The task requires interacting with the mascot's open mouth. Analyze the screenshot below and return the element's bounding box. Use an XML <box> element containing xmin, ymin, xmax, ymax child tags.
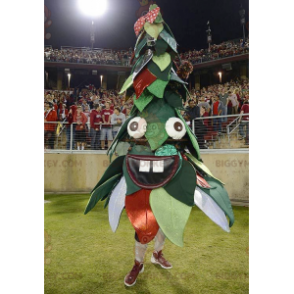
<box><xmin>126</xmin><ymin>154</ymin><xmax>180</xmax><ymax>189</ymax></box>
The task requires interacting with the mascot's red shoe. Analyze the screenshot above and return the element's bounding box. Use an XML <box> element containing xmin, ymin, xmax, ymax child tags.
<box><xmin>151</xmin><ymin>250</ymin><xmax>172</xmax><ymax>269</ymax></box>
<box><xmin>124</xmin><ymin>260</ymin><xmax>144</xmax><ymax>287</ymax></box>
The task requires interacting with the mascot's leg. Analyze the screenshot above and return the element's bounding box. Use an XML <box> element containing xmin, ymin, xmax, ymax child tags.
<box><xmin>154</xmin><ymin>228</ymin><xmax>165</xmax><ymax>252</ymax></box>
<box><xmin>151</xmin><ymin>228</ymin><xmax>172</xmax><ymax>269</ymax></box>
<box><xmin>124</xmin><ymin>238</ymin><xmax>147</xmax><ymax>287</ymax></box>
<box><xmin>135</xmin><ymin>241</ymin><xmax>148</xmax><ymax>263</ymax></box>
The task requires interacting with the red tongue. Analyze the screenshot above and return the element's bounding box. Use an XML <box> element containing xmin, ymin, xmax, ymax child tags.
<box><xmin>125</xmin><ymin>189</ymin><xmax>159</xmax><ymax>244</ymax></box>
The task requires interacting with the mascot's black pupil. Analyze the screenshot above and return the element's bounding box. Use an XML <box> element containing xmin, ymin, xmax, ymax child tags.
<box><xmin>130</xmin><ymin>121</ymin><xmax>139</xmax><ymax>131</ymax></box>
<box><xmin>174</xmin><ymin>122</ymin><xmax>182</xmax><ymax>132</ymax></box>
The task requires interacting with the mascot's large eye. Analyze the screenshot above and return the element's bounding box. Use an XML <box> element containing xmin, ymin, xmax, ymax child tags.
<box><xmin>127</xmin><ymin>117</ymin><xmax>147</xmax><ymax>138</ymax></box>
<box><xmin>165</xmin><ymin>117</ymin><xmax>186</xmax><ymax>139</ymax></box>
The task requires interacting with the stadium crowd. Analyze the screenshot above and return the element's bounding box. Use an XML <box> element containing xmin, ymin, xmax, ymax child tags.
<box><xmin>44</xmin><ymin>38</ymin><xmax>249</xmax><ymax>67</ymax></box>
<box><xmin>44</xmin><ymin>78</ymin><xmax>249</xmax><ymax>150</ymax></box>
<box><xmin>180</xmin><ymin>38</ymin><xmax>249</xmax><ymax>64</ymax></box>
<box><xmin>44</xmin><ymin>47</ymin><xmax>133</xmax><ymax>66</ymax></box>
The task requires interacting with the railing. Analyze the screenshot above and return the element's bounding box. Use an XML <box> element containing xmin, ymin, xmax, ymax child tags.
<box><xmin>192</xmin><ymin>113</ymin><xmax>249</xmax><ymax>149</ymax></box>
<box><xmin>44</xmin><ymin>113</ymin><xmax>248</xmax><ymax>153</ymax></box>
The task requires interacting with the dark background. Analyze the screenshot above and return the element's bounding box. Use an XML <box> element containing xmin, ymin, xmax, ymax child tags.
<box><xmin>44</xmin><ymin>0</ymin><xmax>249</xmax><ymax>51</ymax></box>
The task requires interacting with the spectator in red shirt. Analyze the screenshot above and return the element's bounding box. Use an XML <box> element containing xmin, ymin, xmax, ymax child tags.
<box><xmin>73</xmin><ymin>106</ymin><xmax>88</xmax><ymax>150</ymax></box>
<box><xmin>90</xmin><ymin>104</ymin><xmax>102</xmax><ymax>150</ymax></box>
<box><xmin>101</xmin><ymin>102</ymin><xmax>113</xmax><ymax>150</ymax></box>
<box><xmin>44</xmin><ymin>102</ymin><xmax>57</xmax><ymax>149</ymax></box>
<box><xmin>238</xmin><ymin>99</ymin><xmax>249</xmax><ymax>145</ymax></box>
<box><xmin>212</xmin><ymin>96</ymin><xmax>223</xmax><ymax>132</ymax></box>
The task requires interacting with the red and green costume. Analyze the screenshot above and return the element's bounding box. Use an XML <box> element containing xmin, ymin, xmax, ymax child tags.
<box><xmin>84</xmin><ymin>4</ymin><xmax>234</xmax><ymax>286</ymax></box>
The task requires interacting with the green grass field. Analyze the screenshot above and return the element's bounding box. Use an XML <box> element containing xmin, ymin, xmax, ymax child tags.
<box><xmin>44</xmin><ymin>194</ymin><xmax>249</xmax><ymax>294</ymax></box>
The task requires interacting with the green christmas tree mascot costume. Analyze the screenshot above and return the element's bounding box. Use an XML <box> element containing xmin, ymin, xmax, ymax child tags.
<box><xmin>84</xmin><ymin>5</ymin><xmax>234</xmax><ymax>287</ymax></box>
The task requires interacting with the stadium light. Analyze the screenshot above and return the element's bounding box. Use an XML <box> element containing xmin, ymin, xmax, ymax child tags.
<box><xmin>78</xmin><ymin>0</ymin><xmax>108</xmax><ymax>17</ymax></box>
<box><xmin>218</xmin><ymin>72</ymin><xmax>222</xmax><ymax>83</ymax></box>
<box><xmin>68</xmin><ymin>73</ymin><xmax>71</xmax><ymax>89</ymax></box>
<box><xmin>100</xmin><ymin>75</ymin><xmax>103</xmax><ymax>88</ymax></box>
<box><xmin>78</xmin><ymin>0</ymin><xmax>108</xmax><ymax>49</ymax></box>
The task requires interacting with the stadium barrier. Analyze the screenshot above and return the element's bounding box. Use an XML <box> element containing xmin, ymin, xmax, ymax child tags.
<box><xmin>44</xmin><ymin>151</ymin><xmax>249</xmax><ymax>203</ymax></box>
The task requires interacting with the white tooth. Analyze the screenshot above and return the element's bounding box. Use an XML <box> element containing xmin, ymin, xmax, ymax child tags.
<box><xmin>153</xmin><ymin>160</ymin><xmax>164</xmax><ymax>173</ymax></box>
<box><xmin>139</xmin><ymin>160</ymin><xmax>150</xmax><ymax>172</ymax></box>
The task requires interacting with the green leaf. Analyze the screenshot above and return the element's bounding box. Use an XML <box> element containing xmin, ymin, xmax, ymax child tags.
<box><xmin>115</xmin><ymin>142</ymin><xmax>131</xmax><ymax>157</ymax></box>
<box><xmin>175</xmin><ymin>109</ymin><xmax>201</xmax><ymax>160</ymax></box>
<box><xmin>183</xmin><ymin>84</ymin><xmax>192</xmax><ymax>100</ymax></box>
<box><xmin>84</xmin><ymin>174</ymin><xmax>122</xmax><ymax>214</ymax></box>
<box><xmin>107</xmin><ymin>116</ymin><xmax>134</xmax><ymax>159</ymax></box>
<box><xmin>129</xmin><ymin>104</ymin><xmax>139</xmax><ymax>117</ymax></box>
<box><xmin>91</xmin><ymin>155</ymin><xmax>125</xmax><ymax>194</ymax></box>
<box><xmin>148</xmin><ymin>60</ymin><xmax>172</xmax><ymax>81</ymax></box>
<box><xmin>164</xmin><ymin>90</ymin><xmax>184</xmax><ymax>109</ymax></box>
<box><xmin>155</xmin><ymin>38</ymin><xmax>169</xmax><ymax>56</ymax></box>
<box><xmin>135</xmin><ymin>37</ymin><xmax>147</xmax><ymax>58</ymax></box>
<box><xmin>154</xmin><ymin>11</ymin><xmax>164</xmax><ymax>24</ymax></box>
<box><xmin>164</xmin><ymin>159</ymin><xmax>196</xmax><ymax>206</ymax></box>
<box><xmin>134</xmin><ymin>89</ymin><xmax>154</xmax><ymax>112</ymax></box>
<box><xmin>159</xmin><ymin>29</ymin><xmax>178</xmax><ymax>53</ymax></box>
<box><xmin>131</xmin><ymin>55</ymin><xmax>144</xmax><ymax>74</ymax></box>
<box><xmin>170</xmin><ymin>70</ymin><xmax>188</xmax><ymax>85</ymax></box>
<box><xmin>198</xmin><ymin>176</ymin><xmax>235</xmax><ymax>227</ymax></box>
<box><xmin>152</xmin><ymin>52</ymin><xmax>171</xmax><ymax>71</ymax></box>
<box><xmin>108</xmin><ymin>140</ymin><xmax>118</xmax><ymax>163</ymax></box>
<box><xmin>150</xmin><ymin>188</ymin><xmax>192</xmax><ymax>247</ymax></box>
<box><xmin>185</xmin><ymin>153</ymin><xmax>225</xmax><ymax>185</ymax></box>
<box><xmin>103</xmin><ymin>193</ymin><xmax>111</xmax><ymax>208</ymax></box>
<box><xmin>144</xmin><ymin>22</ymin><xmax>164</xmax><ymax>40</ymax></box>
<box><xmin>147</xmin><ymin>78</ymin><xmax>169</xmax><ymax>98</ymax></box>
<box><xmin>118</xmin><ymin>74</ymin><xmax>133</xmax><ymax>94</ymax></box>
<box><xmin>149</xmin><ymin>4</ymin><xmax>158</xmax><ymax>10</ymax></box>
<box><xmin>134</xmin><ymin>30</ymin><xmax>145</xmax><ymax>50</ymax></box>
